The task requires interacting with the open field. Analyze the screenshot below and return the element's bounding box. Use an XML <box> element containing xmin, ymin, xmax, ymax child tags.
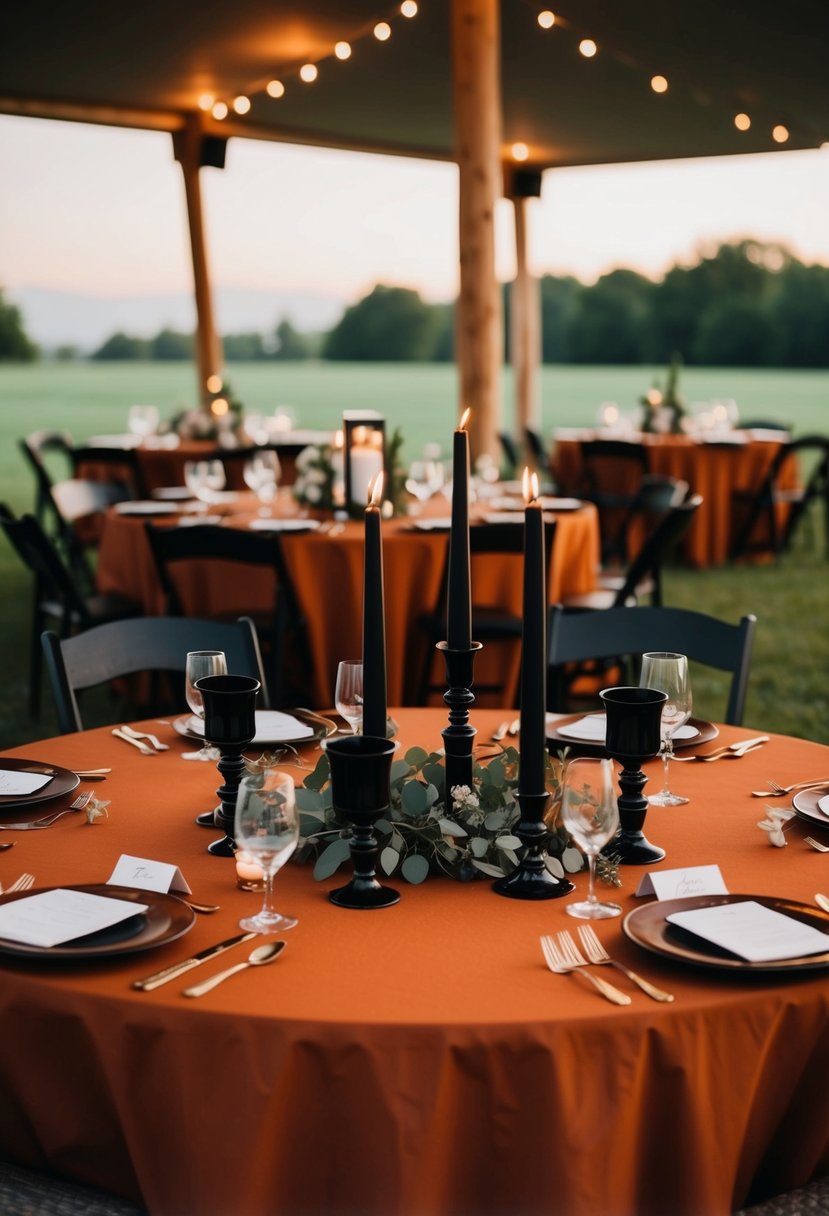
<box><xmin>1</xmin><ymin>361</ymin><xmax>827</xmax><ymax>748</ymax></box>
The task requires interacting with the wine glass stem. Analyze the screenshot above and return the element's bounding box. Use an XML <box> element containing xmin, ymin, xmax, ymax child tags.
<box><xmin>260</xmin><ymin>868</ymin><xmax>277</xmax><ymax>919</ymax></box>
<box><xmin>585</xmin><ymin>852</ymin><xmax>599</xmax><ymax>906</ymax></box>
<box><xmin>661</xmin><ymin>742</ymin><xmax>673</xmax><ymax>794</ymax></box>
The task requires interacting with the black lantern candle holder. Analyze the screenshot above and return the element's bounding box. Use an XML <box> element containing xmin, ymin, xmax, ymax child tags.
<box><xmin>600</xmin><ymin>685</ymin><xmax>668</xmax><ymax>865</ymax></box>
<box><xmin>343</xmin><ymin>410</ymin><xmax>386</xmax><ymax>516</ymax></box>
<box><xmin>326</xmin><ymin>734</ymin><xmax>399</xmax><ymax>909</ymax></box>
<box><xmin>196</xmin><ymin>673</ymin><xmax>260</xmax><ymax>858</ymax></box>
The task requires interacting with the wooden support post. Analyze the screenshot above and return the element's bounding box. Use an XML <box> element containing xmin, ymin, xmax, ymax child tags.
<box><xmin>172</xmin><ymin>118</ymin><xmax>224</xmax><ymax>407</ymax></box>
<box><xmin>510</xmin><ymin>190</ymin><xmax>542</xmax><ymax>457</ymax></box>
<box><xmin>452</xmin><ymin>0</ymin><xmax>503</xmax><ymax>462</ymax></box>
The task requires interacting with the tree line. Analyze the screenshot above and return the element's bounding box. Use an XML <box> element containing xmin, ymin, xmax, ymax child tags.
<box><xmin>3</xmin><ymin>240</ymin><xmax>829</xmax><ymax>366</ymax></box>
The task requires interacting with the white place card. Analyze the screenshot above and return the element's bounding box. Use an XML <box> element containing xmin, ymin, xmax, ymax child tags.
<box><xmin>0</xmin><ymin>768</ymin><xmax>54</xmax><ymax>797</ymax></box>
<box><xmin>636</xmin><ymin>865</ymin><xmax>729</xmax><ymax>900</ymax></box>
<box><xmin>0</xmin><ymin>888</ymin><xmax>149</xmax><ymax>948</ymax></box>
<box><xmin>107</xmin><ymin>854</ymin><xmax>192</xmax><ymax>895</ymax></box>
<box><xmin>666</xmin><ymin>900</ymin><xmax>829</xmax><ymax>963</ymax></box>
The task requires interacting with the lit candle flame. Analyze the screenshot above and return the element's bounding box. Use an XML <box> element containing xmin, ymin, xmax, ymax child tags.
<box><xmin>334</xmin><ymin>429</ymin><xmax>344</xmax><ymax>449</ymax></box>
<box><xmin>368</xmin><ymin>471</ymin><xmax>385</xmax><ymax>507</ymax></box>
<box><xmin>522</xmin><ymin>467</ymin><xmax>539</xmax><ymax>505</ymax></box>
<box><xmin>458</xmin><ymin>407</ymin><xmax>471</xmax><ymax>430</ymax></box>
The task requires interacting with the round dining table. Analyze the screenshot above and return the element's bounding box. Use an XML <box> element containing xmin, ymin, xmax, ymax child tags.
<box><xmin>551</xmin><ymin>430</ymin><xmax>792</xmax><ymax>567</ymax></box>
<box><xmin>94</xmin><ymin>496</ymin><xmax>601</xmax><ymax>707</ymax></box>
<box><xmin>0</xmin><ymin>709</ymin><xmax>827</xmax><ymax>1216</ymax></box>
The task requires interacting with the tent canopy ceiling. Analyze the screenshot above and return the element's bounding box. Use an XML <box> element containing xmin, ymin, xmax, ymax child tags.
<box><xmin>2</xmin><ymin>0</ymin><xmax>827</xmax><ymax>169</ymax></box>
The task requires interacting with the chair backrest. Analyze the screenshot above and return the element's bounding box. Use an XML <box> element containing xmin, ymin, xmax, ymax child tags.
<box><xmin>525</xmin><ymin>427</ymin><xmax>546</xmax><ymax>466</ymax></box>
<box><xmin>71</xmin><ymin>446</ymin><xmax>148</xmax><ymax>499</ymax></box>
<box><xmin>580</xmin><ymin>439</ymin><xmax>649</xmax><ymax>488</ymax></box>
<box><xmin>498</xmin><ymin>433</ymin><xmax>520</xmax><ymax>477</ymax></box>
<box><xmin>42</xmin><ymin>616</ymin><xmax>269</xmax><ymax>734</ymax></box>
<box><xmin>429</xmin><ymin>519</ymin><xmax>558</xmax><ymax>618</ymax></box>
<box><xmin>613</xmin><ymin>493</ymin><xmax>702</xmax><ymax>606</ymax></box>
<box><xmin>51</xmin><ymin>477</ymin><xmax>132</xmax><ymax>524</ymax></box>
<box><xmin>18</xmin><ymin>430</ymin><xmax>74</xmax><ymax>527</ymax></box>
<box><xmin>730</xmin><ymin>434</ymin><xmax>829</xmax><ymax>559</ymax></box>
<box><xmin>548</xmin><ymin>604</ymin><xmax>757</xmax><ymax>724</ymax></box>
<box><xmin>0</xmin><ymin>503</ymin><xmax>90</xmax><ymax>626</ymax></box>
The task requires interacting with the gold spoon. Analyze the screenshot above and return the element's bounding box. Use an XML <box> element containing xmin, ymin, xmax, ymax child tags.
<box><xmin>177</xmin><ymin>897</ymin><xmax>220</xmax><ymax>914</ymax></box>
<box><xmin>183</xmin><ymin>940</ymin><xmax>285</xmax><ymax>997</ymax></box>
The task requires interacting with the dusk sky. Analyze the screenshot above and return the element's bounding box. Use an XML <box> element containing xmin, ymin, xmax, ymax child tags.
<box><xmin>2</xmin><ymin>113</ymin><xmax>828</xmax><ymax>325</ymax></box>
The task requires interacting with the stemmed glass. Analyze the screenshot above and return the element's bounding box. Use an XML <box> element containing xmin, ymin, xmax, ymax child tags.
<box><xmin>184</xmin><ymin>459</ymin><xmax>226</xmax><ymax>511</ymax></box>
<box><xmin>405</xmin><ymin>459</ymin><xmax>444</xmax><ymax>514</ymax></box>
<box><xmin>639</xmin><ymin>651</ymin><xmax>692</xmax><ymax>806</ymax></box>
<box><xmin>243</xmin><ymin>450</ymin><xmax>280</xmax><ymax>516</ymax></box>
<box><xmin>127</xmin><ymin>404</ymin><xmax>160</xmax><ymax>441</ymax></box>
<box><xmin>235</xmin><ymin>769</ymin><xmax>299</xmax><ymax>933</ymax></box>
<box><xmin>183</xmin><ymin>650</ymin><xmax>227</xmax><ymax>761</ymax></box>
<box><xmin>560</xmin><ymin>757</ymin><xmax>622</xmax><ymax>920</ymax></box>
<box><xmin>335</xmin><ymin>660</ymin><xmax>364</xmax><ymax>734</ymax></box>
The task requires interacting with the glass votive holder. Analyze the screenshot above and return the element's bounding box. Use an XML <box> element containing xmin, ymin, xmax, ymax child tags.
<box><xmin>235</xmin><ymin>849</ymin><xmax>265</xmax><ymax>892</ymax></box>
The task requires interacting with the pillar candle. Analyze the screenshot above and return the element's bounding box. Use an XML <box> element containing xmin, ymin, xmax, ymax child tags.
<box><xmin>519</xmin><ymin>469</ymin><xmax>547</xmax><ymax>796</ymax></box>
<box><xmin>447</xmin><ymin>408</ymin><xmax>472</xmax><ymax>649</ymax></box>
<box><xmin>362</xmin><ymin>473</ymin><xmax>388</xmax><ymax>739</ymax></box>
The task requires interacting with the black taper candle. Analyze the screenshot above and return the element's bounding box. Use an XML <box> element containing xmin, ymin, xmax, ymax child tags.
<box><xmin>447</xmin><ymin>409</ymin><xmax>471</xmax><ymax>650</ymax></box>
<box><xmin>519</xmin><ymin>470</ymin><xmax>546</xmax><ymax>795</ymax></box>
<box><xmin>362</xmin><ymin>472</ymin><xmax>387</xmax><ymax>739</ymax></box>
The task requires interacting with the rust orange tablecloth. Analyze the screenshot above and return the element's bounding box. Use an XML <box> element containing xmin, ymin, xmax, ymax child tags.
<box><xmin>95</xmin><ymin>503</ymin><xmax>600</xmax><ymax>707</ymax></box>
<box><xmin>1</xmin><ymin>710</ymin><xmax>828</xmax><ymax>1216</ymax></box>
<box><xmin>552</xmin><ymin>432</ymin><xmax>790</xmax><ymax>567</ymax></box>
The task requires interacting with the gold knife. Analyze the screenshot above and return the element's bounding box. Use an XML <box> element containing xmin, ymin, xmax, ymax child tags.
<box><xmin>132</xmin><ymin>932</ymin><xmax>258</xmax><ymax>991</ymax></box>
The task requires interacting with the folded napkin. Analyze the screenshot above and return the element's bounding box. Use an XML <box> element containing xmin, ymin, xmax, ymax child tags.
<box><xmin>248</xmin><ymin>518</ymin><xmax>320</xmax><ymax>533</ymax></box>
<box><xmin>555</xmin><ymin>715</ymin><xmax>698</xmax><ymax>743</ymax></box>
<box><xmin>191</xmin><ymin>710</ymin><xmax>314</xmax><ymax>744</ymax></box>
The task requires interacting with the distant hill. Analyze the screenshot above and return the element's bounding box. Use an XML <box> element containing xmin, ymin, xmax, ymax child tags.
<box><xmin>7</xmin><ymin>287</ymin><xmax>345</xmax><ymax>351</ymax></box>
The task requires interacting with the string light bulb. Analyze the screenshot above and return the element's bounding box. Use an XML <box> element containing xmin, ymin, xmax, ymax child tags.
<box><xmin>400</xmin><ymin>1</ymin><xmax>418</xmax><ymax>15</ymax></box>
<box><xmin>374</xmin><ymin>21</ymin><xmax>391</xmax><ymax>40</ymax></box>
<box><xmin>511</xmin><ymin>142</ymin><xmax>529</xmax><ymax>161</ymax></box>
<box><xmin>734</xmin><ymin>112</ymin><xmax>751</xmax><ymax>131</ymax></box>
<box><xmin>579</xmin><ymin>39</ymin><xmax>597</xmax><ymax>58</ymax></box>
<box><xmin>335</xmin><ymin>41</ymin><xmax>352</xmax><ymax>60</ymax></box>
<box><xmin>299</xmin><ymin>64</ymin><xmax>318</xmax><ymax>83</ymax></box>
<box><xmin>537</xmin><ymin>9</ymin><xmax>555</xmax><ymax>27</ymax></box>
<box><xmin>211</xmin><ymin>101</ymin><xmax>228</xmax><ymax>120</ymax></box>
<box><xmin>197</xmin><ymin>93</ymin><xmax>214</xmax><ymax>112</ymax></box>
<box><xmin>650</xmin><ymin>75</ymin><xmax>668</xmax><ymax>94</ymax></box>
<box><xmin>232</xmin><ymin>96</ymin><xmax>251</xmax><ymax>115</ymax></box>
<box><xmin>266</xmin><ymin>80</ymin><xmax>285</xmax><ymax>98</ymax></box>
<box><xmin>772</xmin><ymin>124</ymin><xmax>789</xmax><ymax>143</ymax></box>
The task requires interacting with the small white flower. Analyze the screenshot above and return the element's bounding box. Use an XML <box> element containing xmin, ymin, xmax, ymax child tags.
<box><xmin>451</xmin><ymin>784</ymin><xmax>480</xmax><ymax>812</ymax></box>
<box><xmin>305</xmin><ymin>483</ymin><xmax>322</xmax><ymax>503</ymax></box>
<box><xmin>757</xmin><ymin>806</ymin><xmax>795</xmax><ymax>847</ymax></box>
<box><xmin>295</xmin><ymin>446</ymin><xmax>317</xmax><ymax>471</ymax></box>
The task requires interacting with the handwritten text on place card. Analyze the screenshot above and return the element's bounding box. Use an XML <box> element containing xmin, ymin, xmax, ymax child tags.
<box><xmin>107</xmin><ymin>854</ymin><xmax>192</xmax><ymax>896</ymax></box>
<box><xmin>636</xmin><ymin>865</ymin><xmax>729</xmax><ymax>900</ymax></box>
<box><xmin>666</xmin><ymin>900</ymin><xmax>829</xmax><ymax>963</ymax></box>
<box><xmin>0</xmin><ymin>769</ymin><xmax>54</xmax><ymax>797</ymax></box>
<box><xmin>0</xmin><ymin>889</ymin><xmax>149</xmax><ymax>948</ymax></box>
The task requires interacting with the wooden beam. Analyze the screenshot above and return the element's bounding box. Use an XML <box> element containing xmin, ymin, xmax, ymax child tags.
<box><xmin>172</xmin><ymin>117</ymin><xmax>223</xmax><ymax>407</ymax></box>
<box><xmin>451</xmin><ymin>0</ymin><xmax>502</xmax><ymax>461</ymax></box>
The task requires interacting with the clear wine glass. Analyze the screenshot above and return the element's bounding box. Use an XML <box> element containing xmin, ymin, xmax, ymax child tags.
<box><xmin>405</xmin><ymin>459</ymin><xmax>444</xmax><ymax>514</ymax></box>
<box><xmin>560</xmin><ymin>757</ymin><xmax>622</xmax><ymax>920</ymax></box>
<box><xmin>182</xmin><ymin>650</ymin><xmax>227</xmax><ymax>761</ymax></box>
<box><xmin>242</xmin><ymin>450</ymin><xmax>280</xmax><ymax>516</ymax></box>
<box><xmin>639</xmin><ymin>651</ymin><xmax>692</xmax><ymax>806</ymax></box>
<box><xmin>235</xmin><ymin>769</ymin><xmax>299</xmax><ymax>933</ymax></box>
<box><xmin>184</xmin><ymin>459</ymin><xmax>226</xmax><ymax>512</ymax></box>
<box><xmin>335</xmin><ymin>660</ymin><xmax>364</xmax><ymax>734</ymax></box>
<box><xmin>127</xmin><ymin>404</ymin><xmax>160</xmax><ymax>440</ymax></box>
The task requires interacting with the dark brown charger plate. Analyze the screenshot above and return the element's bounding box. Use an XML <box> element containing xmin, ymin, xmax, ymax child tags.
<box><xmin>623</xmin><ymin>894</ymin><xmax>829</xmax><ymax>974</ymax></box>
<box><xmin>0</xmin><ymin>758</ymin><xmax>80</xmax><ymax>813</ymax></box>
<box><xmin>792</xmin><ymin>787</ymin><xmax>829</xmax><ymax>830</ymax></box>
<box><xmin>0</xmin><ymin>884</ymin><xmax>195</xmax><ymax>960</ymax></box>
<box><xmin>546</xmin><ymin>714</ymin><xmax>718</xmax><ymax>755</ymax></box>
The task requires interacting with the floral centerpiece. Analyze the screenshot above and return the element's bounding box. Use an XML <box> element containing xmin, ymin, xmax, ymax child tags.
<box><xmin>292</xmin><ymin>744</ymin><xmax>589</xmax><ymax>885</ymax></box>
<box><xmin>167</xmin><ymin>380</ymin><xmax>245</xmax><ymax>443</ymax></box>
<box><xmin>293</xmin><ymin>427</ymin><xmax>407</xmax><ymax>516</ymax></box>
<box><xmin>640</xmin><ymin>353</ymin><xmax>687</xmax><ymax>435</ymax></box>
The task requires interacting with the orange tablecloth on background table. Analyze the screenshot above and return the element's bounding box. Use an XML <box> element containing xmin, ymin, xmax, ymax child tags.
<box><xmin>95</xmin><ymin>501</ymin><xmax>600</xmax><ymax>706</ymax></box>
<box><xmin>552</xmin><ymin>432</ymin><xmax>791</xmax><ymax>566</ymax></box>
<box><xmin>1</xmin><ymin>710</ymin><xmax>828</xmax><ymax>1216</ymax></box>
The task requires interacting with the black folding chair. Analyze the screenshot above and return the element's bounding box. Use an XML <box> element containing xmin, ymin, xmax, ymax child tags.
<box><xmin>579</xmin><ymin>438</ymin><xmax>650</xmax><ymax>566</ymax></box>
<box><xmin>18</xmin><ymin>429</ymin><xmax>74</xmax><ymax>531</ymax></box>
<box><xmin>42</xmin><ymin>616</ymin><xmax>269</xmax><ymax>734</ymax></box>
<box><xmin>730</xmin><ymin>435</ymin><xmax>829</xmax><ymax>560</ymax></box>
<box><xmin>548</xmin><ymin>604</ymin><xmax>756</xmax><ymax>725</ymax></box>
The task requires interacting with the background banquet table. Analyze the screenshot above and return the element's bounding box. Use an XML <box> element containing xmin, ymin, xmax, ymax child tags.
<box><xmin>94</xmin><ymin>499</ymin><xmax>601</xmax><ymax>706</ymax></box>
<box><xmin>551</xmin><ymin>431</ymin><xmax>792</xmax><ymax>566</ymax></box>
<box><xmin>0</xmin><ymin>709</ymin><xmax>827</xmax><ymax>1216</ymax></box>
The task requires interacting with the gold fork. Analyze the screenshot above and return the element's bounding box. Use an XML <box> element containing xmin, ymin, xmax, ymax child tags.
<box><xmin>576</xmin><ymin>924</ymin><xmax>674</xmax><ymax>1002</ymax></box>
<box><xmin>805</xmin><ymin>837</ymin><xmax>829</xmax><ymax>853</ymax></box>
<box><xmin>540</xmin><ymin>934</ymin><xmax>631</xmax><ymax>1005</ymax></box>
<box><xmin>4</xmin><ymin>873</ymin><xmax>35</xmax><ymax>894</ymax></box>
<box><xmin>752</xmin><ymin>778</ymin><xmax>829</xmax><ymax>798</ymax></box>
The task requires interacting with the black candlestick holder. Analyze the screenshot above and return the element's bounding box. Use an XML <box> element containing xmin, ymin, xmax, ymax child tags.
<box><xmin>327</xmin><ymin>734</ymin><xmax>400</xmax><ymax>909</ymax></box>
<box><xmin>493</xmin><ymin>789</ymin><xmax>575</xmax><ymax>900</ymax></box>
<box><xmin>196</xmin><ymin>674</ymin><xmax>260</xmax><ymax>858</ymax></box>
<box><xmin>600</xmin><ymin>686</ymin><xmax>668</xmax><ymax>865</ymax></box>
<box><xmin>438</xmin><ymin>640</ymin><xmax>482</xmax><ymax>799</ymax></box>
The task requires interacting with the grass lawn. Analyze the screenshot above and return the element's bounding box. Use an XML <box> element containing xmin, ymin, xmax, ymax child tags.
<box><xmin>1</xmin><ymin>361</ymin><xmax>827</xmax><ymax>748</ymax></box>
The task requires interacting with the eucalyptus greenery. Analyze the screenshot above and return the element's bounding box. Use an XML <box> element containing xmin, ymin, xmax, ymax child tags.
<box><xmin>291</xmin><ymin>426</ymin><xmax>407</xmax><ymax>516</ymax></box>
<box><xmin>293</xmin><ymin>745</ymin><xmax>586</xmax><ymax>885</ymax></box>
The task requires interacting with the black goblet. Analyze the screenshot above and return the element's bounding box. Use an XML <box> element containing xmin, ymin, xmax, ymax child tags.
<box><xmin>196</xmin><ymin>674</ymin><xmax>260</xmax><ymax>858</ymax></box>
<box><xmin>600</xmin><ymin>685</ymin><xmax>668</xmax><ymax>865</ymax></box>
<box><xmin>326</xmin><ymin>734</ymin><xmax>400</xmax><ymax>909</ymax></box>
